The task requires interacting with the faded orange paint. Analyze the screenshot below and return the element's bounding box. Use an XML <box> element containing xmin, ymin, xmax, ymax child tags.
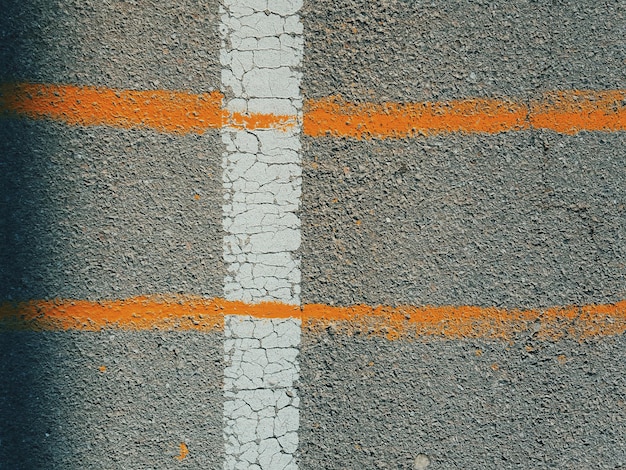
<box><xmin>2</xmin><ymin>83</ymin><xmax>625</xmax><ymax>137</ymax></box>
<box><xmin>303</xmin><ymin>91</ymin><xmax>626</xmax><ymax>138</ymax></box>
<box><xmin>0</xmin><ymin>83</ymin><xmax>294</xmax><ymax>134</ymax></box>
<box><xmin>530</xmin><ymin>90</ymin><xmax>626</xmax><ymax>134</ymax></box>
<box><xmin>176</xmin><ymin>442</ymin><xmax>189</xmax><ymax>461</ymax></box>
<box><xmin>229</xmin><ymin>109</ymin><xmax>297</xmax><ymax>131</ymax></box>
<box><xmin>1</xmin><ymin>297</ymin><xmax>625</xmax><ymax>341</ymax></box>
<box><xmin>301</xmin><ymin>301</ymin><xmax>626</xmax><ymax>341</ymax></box>
<box><xmin>0</xmin><ymin>296</ymin><xmax>225</xmax><ymax>332</ymax></box>
<box><xmin>303</xmin><ymin>95</ymin><xmax>529</xmax><ymax>139</ymax></box>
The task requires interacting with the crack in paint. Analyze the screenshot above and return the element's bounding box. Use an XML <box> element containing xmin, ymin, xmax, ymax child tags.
<box><xmin>223</xmin><ymin>316</ymin><xmax>300</xmax><ymax>470</ymax></box>
<box><xmin>220</xmin><ymin>0</ymin><xmax>303</xmax><ymax>468</ymax></box>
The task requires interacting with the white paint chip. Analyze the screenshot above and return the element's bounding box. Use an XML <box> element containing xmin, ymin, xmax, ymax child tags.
<box><xmin>220</xmin><ymin>0</ymin><xmax>303</xmax><ymax>467</ymax></box>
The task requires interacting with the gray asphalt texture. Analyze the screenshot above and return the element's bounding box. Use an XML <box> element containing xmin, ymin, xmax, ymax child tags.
<box><xmin>300</xmin><ymin>0</ymin><xmax>626</xmax><ymax>309</ymax></box>
<box><xmin>0</xmin><ymin>0</ymin><xmax>220</xmax><ymax>93</ymax></box>
<box><xmin>0</xmin><ymin>331</ymin><xmax>223</xmax><ymax>469</ymax></box>
<box><xmin>298</xmin><ymin>1</ymin><xmax>626</xmax><ymax>468</ymax></box>
<box><xmin>301</xmin><ymin>0</ymin><xmax>626</xmax><ymax>102</ymax></box>
<box><xmin>298</xmin><ymin>333</ymin><xmax>626</xmax><ymax>469</ymax></box>
<box><xmin>0</xmin><ymin>0</ymin><xmax>224</xmax><ymax>301</ymax></box>
<box><xmin>1</xmin><ymin>0</ymin><xmax>626</xmax><ymax>468</ymax></box>
<box><xmin>300</xmin><ymin>0</ymin><xmax>625</xmax><ymax>308</ymax></box>
<box><xmin>1</xmin><ymin>1</ymin><xmax>225</xmax><ymax>468</ymax></box>
<box><xmin>0</xmin><ymin>120</ymin><xmax>223</xmax><ymax>301</ymax></box>
<box><xmin>301</xmin><ymin>131</ymin><xmax>626</xmax><ymax>308</ymax></box>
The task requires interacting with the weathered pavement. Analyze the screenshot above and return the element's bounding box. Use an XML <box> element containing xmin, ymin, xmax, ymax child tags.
<box><xmin>1</xmin><ymin>0</ymin><xmax>625</xmax><ymax>469</ymax></box>
<box><xmin>298</xmin><ymin>2</ymin><xmax>625</xmax><ymax>467</ymax></box>
<box><xmin>1</xmin><ymin>1</ymin><xmax>225</xmax><ymax>468</ymax></box>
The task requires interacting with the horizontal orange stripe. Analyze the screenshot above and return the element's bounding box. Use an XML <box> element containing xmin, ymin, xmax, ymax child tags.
<box><xmin>2</xmin><ymin>83</ymin><xmax>625</xmax><ymax>137</ymax></box>
<box><xmin>304</xmin><ymin>91</ymin><xmax>626</xmax><ymax>138</ymax></box>
<box><xmin>1</xmin><ymin>296</ymin><xmax>624</xmax><ymax>341</ymax></box>
<box><xmin>303</xmin><ymin>301</ymin><xmax>626</xmax><ymax>341</ymax></box>
<box><xmin>529</xmin><ymin>90</ymin><xmax>626</xmax><ymax>134</ymax></box>
<box><xmin>304</xmin><ymin>96</ymin><xmax>530</xmax><ymax>138</ymax></box>
<box><xmin>0</xmin><ymin>83</ymin><xmax>295</xmax><ymax>133</ymax></box>
<box><xmin>0</xmin><ymin>296</ymin><xmax>225</xmax><ymax>332</ymax></box>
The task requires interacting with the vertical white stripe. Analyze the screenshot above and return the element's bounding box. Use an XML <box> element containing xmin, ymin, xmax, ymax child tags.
<box><xmin>220</xmin><ymin>0</ymin><xmax>303</xmax><ymax>468</ymax></box>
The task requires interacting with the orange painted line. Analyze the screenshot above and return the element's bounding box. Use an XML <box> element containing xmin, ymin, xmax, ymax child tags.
<box><xmin>303</xmin><ymin>95</ymin><xmax>530</xmax><ymax>138</ymax></box>
<box><xmin>229</xmin><ymin>110</ymin><xmax>297</xmax><ymax>131</ymax></box>
<box><xmin>529</xmin><ymin>90</ymin><xmax>626</xmax><ymax>134</ymax></box>
<box><xmin>1</xmin><ymin>296</ymin><xmax>625</xmax><ymax>341</ymax></box>
<box><xmin>0</xmin><ymin>296</ymin><xmax>226</xmax><ymax>332</ymax></box>
<box><xmin>2</xmin><ymin>83</ymin><xmax>625</xmax><ymax>137</ymax></box>
<box><xmin>0</xmin><ymin>83</ymin><xmax>295</xmax><ymax>133</ymax></box>
<box><xmin>302</xmin><ymin>301</ymin><xmax>626</xmax><ymax>341</ymax></box>
<box><xmin>0</xmin><ymin>296</ymin><xmax>298</xmax><ymax>332</ymax></box>
<box><xmin>303</xmin><ymin>91</ymin><xmax>626</xmax><ymax>138</ymax></box>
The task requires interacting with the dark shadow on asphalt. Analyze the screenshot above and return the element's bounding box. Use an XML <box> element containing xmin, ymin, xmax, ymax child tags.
<box><xmin>1</xmin><ymin>1</ymin><xmax>58</xmax><ymax>467</ymax></box>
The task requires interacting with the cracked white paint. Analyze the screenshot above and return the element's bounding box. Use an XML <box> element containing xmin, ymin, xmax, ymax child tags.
<box><xmin>224</xmin><ymin>316</ymin><xmax>300</xmax><ymax>470</ymax></box>
<box><xmin>220</xmin><ymin>0</ymin><xmax>303</xmax><ymax>468</ymax></box>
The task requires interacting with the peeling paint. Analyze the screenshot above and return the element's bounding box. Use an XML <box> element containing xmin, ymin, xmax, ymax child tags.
<box><xmin>219</xmin><ymin>0</ymin><xmax>304</xmax><ymax>468</ymax></box>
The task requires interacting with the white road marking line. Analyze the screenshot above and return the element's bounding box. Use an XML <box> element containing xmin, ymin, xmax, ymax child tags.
<box><xmin>220</xmin><ymin>0</ymin><xmax>303</xmax><ymax>468</ymax></box>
